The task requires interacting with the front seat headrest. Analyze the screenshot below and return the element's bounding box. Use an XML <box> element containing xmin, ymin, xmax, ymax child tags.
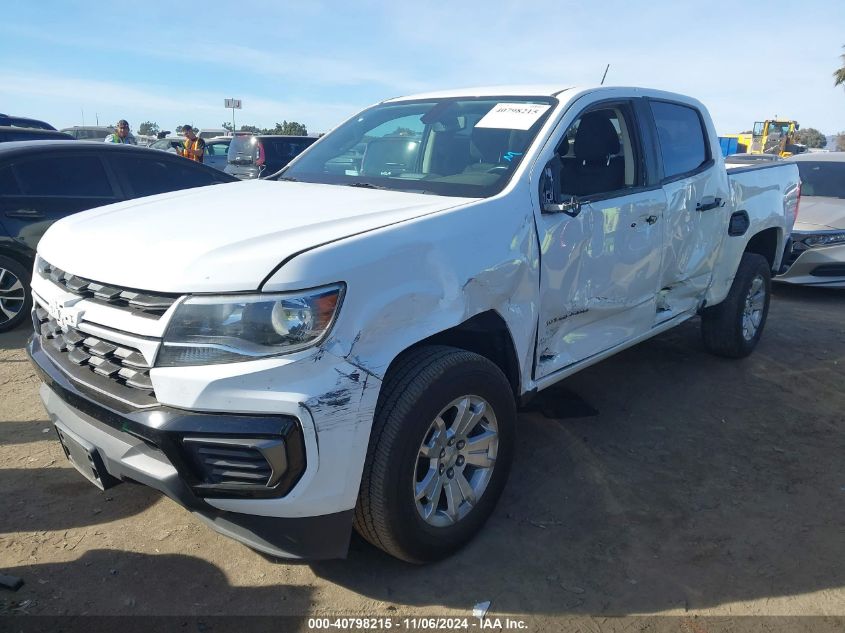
<box><xmin>574</xmin><ymin>111</ymin><xmax>620</xmax><ymax>162</ymax></box>
<box><xmin>470</xmin><ymin>127</ymin><xmax>510</xmax><ymax>163</ymax></box>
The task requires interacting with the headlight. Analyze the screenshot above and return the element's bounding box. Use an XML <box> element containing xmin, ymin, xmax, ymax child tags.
<box><xmin>156</xmin><ymin>284</ymin><xmax>344</xmax><ymax>367</ymax></box>
<box><xmin>795</xmin><ymin>231</ymin><xmax>845</xmax><ymax>249</ymax></box>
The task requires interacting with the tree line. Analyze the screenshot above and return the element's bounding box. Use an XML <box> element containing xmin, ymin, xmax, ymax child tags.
<box><xmin>221</xmin><ymin>121</ymin><xmax>309</xmax><ymax>136</ymax></box>
<box><xmin>135</xmin><ymin>121</ymin><xmax>309</xmax><ymax>137</ymax></box>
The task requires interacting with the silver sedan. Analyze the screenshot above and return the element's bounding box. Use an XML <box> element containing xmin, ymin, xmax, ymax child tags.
<box><xmin>780</xmin><ymin>152</ymin><xmax>845</xmax><ymax>288</ymax></box>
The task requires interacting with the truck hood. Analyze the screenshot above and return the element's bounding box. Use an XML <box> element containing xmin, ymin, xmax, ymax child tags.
<box><xmin>38</xmin><ymin>180</ymin><xmax>476</xmax><ymax>292</ymax></box>
<box><xmin>794</xmin><ymin>196</ymin><xmax>845</xmax><ymax>231</ymax></box>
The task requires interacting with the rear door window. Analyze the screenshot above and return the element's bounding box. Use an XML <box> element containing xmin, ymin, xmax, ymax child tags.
<box><xmin>111</xmin><ymin>156</ymin><xmax>225</xmax><ymax>197</ymax></box>
<box><xmin>13</xmin><ymin>155</ymin><xmax>114</xmax><ymax>197</ymax></box>
<box><xmin>649</xmin><ymin>101</ymin><xmax>708</xmax><ymax>179</ymax></box>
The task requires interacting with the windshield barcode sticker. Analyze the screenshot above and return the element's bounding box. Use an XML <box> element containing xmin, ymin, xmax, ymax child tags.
<box><xmin>476</xmin><ymin>103</ymin><xmax>552</xmax><ymax>130</ymax></box>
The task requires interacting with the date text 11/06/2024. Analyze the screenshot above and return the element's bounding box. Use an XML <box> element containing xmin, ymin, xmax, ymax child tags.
<box><xmin>306</xmin><ymin>617</ymin><xmax>530</xmax><ymax>630</ymax></box>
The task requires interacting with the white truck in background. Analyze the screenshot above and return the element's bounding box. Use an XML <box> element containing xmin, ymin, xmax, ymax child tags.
<box><xmin>28</xmin><ymin>85</ymin><xmax>800</xmax><ymax>563</ymax></box>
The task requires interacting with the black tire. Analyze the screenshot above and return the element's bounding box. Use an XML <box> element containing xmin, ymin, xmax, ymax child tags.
<box><xmin>701</xmin><ymin>252</ymin><xmax>771</xmax><ymax>358</ymax></box>
<box><xmin>353</xmin><ymin>345</ymin><xmax>516</xmax><ymax>563</ymax></box>
<box><xmin>0</xmin><ymin>255</ymin><xmax>32</xmax><ymax>333</ymax></box>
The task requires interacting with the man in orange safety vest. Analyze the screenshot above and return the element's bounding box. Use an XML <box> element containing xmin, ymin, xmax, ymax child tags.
<box><xmin>179</xmin><ymin>125</ymin><xmax>206</xmax><ymax>163</ymax></box>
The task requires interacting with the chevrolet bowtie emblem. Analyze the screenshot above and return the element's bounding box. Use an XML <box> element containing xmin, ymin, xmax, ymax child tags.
<box><xmin>47</xmin><ymin>297</ymin><xmax>85</xmax><ymax>329</ymax></box>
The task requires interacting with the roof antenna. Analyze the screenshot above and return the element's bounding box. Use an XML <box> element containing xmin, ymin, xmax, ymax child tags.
<box><xmin>600</xmin><ymin>64</ymin><xmax>610</xmax><ymax>85</ymax></box>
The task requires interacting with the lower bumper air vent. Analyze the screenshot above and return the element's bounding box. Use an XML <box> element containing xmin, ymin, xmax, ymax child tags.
<box><xmin>182</xmin><ymin>437</ymin><xmax>289</xmax><ymax>492</ymax></box>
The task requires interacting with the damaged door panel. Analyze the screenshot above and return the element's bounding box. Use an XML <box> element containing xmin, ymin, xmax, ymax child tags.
<box><xmin>647</xmin><ymin>100</ymin><xmax>731</xmax><ymax>320</ymax></box>
<box><xmin>533</xmin><ymin>97</ymin><xmax>665</xmax><ymax>377</ymax></box>
<box><xmin>535</xmin><ymin>190</ymin><xmax>664</xmax><ymax>376</ymax></box>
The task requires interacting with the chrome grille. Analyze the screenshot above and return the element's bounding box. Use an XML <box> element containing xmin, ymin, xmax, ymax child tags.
<box><xmin>38</xmin><ymin>260</ymin><xmax>178</xmax><ymax>317</ymax></box>
<box><xmin>34</xmin><ymin>306</ymin><xmax>157</xmax><ymax>405</ymax></box>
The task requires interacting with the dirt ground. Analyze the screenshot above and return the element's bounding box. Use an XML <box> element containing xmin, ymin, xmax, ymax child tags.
<box><xmin>1</xmin><ymin>283</ymin><xmax>843</xmax><ymax>629</ymax></box>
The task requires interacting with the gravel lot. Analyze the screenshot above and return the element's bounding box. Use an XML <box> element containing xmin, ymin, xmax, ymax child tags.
<box><xmin>1</xmin><ymin>284</ymin><xmax>843</xmax><ymax>628</ymax></box>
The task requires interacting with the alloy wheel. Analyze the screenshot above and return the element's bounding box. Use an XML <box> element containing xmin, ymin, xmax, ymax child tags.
<box><xmin>0</xmin><ymin>267</ymin><xmax>25</xmax><ymax>326</ymax></box>
<box><xmin>413</xmin><ymin>395</ymin><xmax>499</xmax><ymax>527</ymax></box>
<box><xmin>741</xmin><ymin>274</ymin><xmax>766</xmax><ymax>341</ymax></box>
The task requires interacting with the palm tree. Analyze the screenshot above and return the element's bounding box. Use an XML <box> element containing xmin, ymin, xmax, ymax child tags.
<box><xmin>835</xmin><ymin>46</ymin><xmax>845</xmax><ymax>88</ymax></box>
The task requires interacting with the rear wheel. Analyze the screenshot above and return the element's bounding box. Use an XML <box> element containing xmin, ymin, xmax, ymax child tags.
<box><xmin>701</xmin><ymin>252</ymin><xmax>771</xmax><ymax>358</ymax></box>
<box><xmin>0</xmin><ymin>255</ymin><xmax>31</xmax><ymax>333</ymax></box>
<box><xmin>354</xmin><ymin>346</ymin><xmax>516</xmax><ymax>563</ymax></box>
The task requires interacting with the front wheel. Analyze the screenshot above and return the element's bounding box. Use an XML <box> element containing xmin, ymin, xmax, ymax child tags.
<box><xmin>701</xmin><ymin>252</ymin><xmax>771</xmax><ymax>358</ymax></box>
<box><xmin>353</xmin><ymin>346</ymin><xmax>516</xmax><ymax>563</ymax></box>
<box><xmin>0</xmin><ymin>255</ymin><xmax>32</xmax><ymax>333</ymax></box>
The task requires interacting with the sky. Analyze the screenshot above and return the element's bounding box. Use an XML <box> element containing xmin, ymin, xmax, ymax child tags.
<box><xmin>2</xmin><ymin>1</ymin><xmax>844</xmax><ymax>137</ymax></box>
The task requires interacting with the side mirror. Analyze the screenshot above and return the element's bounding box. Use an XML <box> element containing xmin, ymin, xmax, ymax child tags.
<box><xmin>539</xmin><ymin>156</ymin><xmax>582</xmax><ymax>217</ymax></box>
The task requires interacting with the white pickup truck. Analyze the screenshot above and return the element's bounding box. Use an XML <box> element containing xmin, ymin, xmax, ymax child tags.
<box><xmin>28</xmin><ymin>85</ymin><xmax>800</xmax><ymax>563</ymax></box>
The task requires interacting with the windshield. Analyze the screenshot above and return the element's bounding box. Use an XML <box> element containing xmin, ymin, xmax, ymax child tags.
<box><xmin>796</xmin><ymin>161</ymin><xmax>845</xmax><ymax>198</ymax></box>
<box><xmin>766</xmin><ymin>122</ymin><xmax>791</xmax><ymax>137</ymax></box>
<box><xmin>279</xmin><ymin>96</ymin><xmax>558</xmax><ymax>197</ymax></box>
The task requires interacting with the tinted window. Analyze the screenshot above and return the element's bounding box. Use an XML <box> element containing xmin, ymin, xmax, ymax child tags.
<box><xmin>263</xmin><ymin>138</ymin><xmax>312</xmax><ymax>161</ymax></box>
<box><xmin>0</xmin><ymin>166</ymin><xmax>20</xmax><ymax>195</ymax></box>
<box><xmin>4</xmin><ymin>130</ymin><xmax>72</xmax><ymax>142</ymax></box>
<box><xmin>14</xmin><ymin>155</ymin><xmax>113</xmax><ymax>197</ymax></box>
<box><xmin>1</xmin><ymin>117</ymin><xmax>54</xmax><ymax>130</ymax></box>
<box><xmin>794</xmin><ymin>161</ymin><xmax>845</xmax><ymax>198</ymax></box>
<box><xmin>112</xmin><ymin>156</ymin><xmax>221</xmax><ymax>197</ymax></box>
<box><xmin>650</xmin><ymin>101</ymin><xmax>707</xmax><ymax>178</ymax></box>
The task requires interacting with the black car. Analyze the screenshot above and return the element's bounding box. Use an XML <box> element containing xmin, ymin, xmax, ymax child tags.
<box><xmin>225</xmin><ymin>134</ymin><xmax>317</xmax><ymax>180</ymax></box>
<box><xmin>0</xmin><ymin>127</ymin><xmax>74</xmax><ymax>143</ymax></box>
<box><xmin>0</xmin><ymin>114</ymin><xmax>56</xmax><ymax>130</ymax></box>
<box><xmin>0</xmin><ymin>141</ymin><xmax>237</xmax><ymax>332</ymax></box>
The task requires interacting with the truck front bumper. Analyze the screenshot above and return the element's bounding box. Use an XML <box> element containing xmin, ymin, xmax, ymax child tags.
<box><xmin>28</xmin><ymin>334</ymin><xmax>354</xmax><ymax>560</ymax></box>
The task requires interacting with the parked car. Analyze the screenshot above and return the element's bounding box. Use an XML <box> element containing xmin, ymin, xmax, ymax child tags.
<box><xmin>60</xmin><ymin>126</ymin><xmax>115</xmax><ymax>141</ymax></box>
<box><xmin>0</xmin><ymin>114</ymin><xmax>55</xmax><ymax>130</ymax></box>
<box><xmin>0</xmin><ymin>127</ymin><xmax>74</xmax><ymax>143</ymax></box>
<box><xmin>725</xmin><ymin>153</ymin><xmax>781</xmax><ymax>165</ymax></box>
<box><xmin>198</xmin><ymin>128</ymin><xmax>228</xmax><ymax>140</ymax></box>
<box><xmin>203</xmin><ymin>136</ymin><xmax>232</xmax><ymax>171</ymax></box>
<box><xmin>225</xmin><ymin>134</ymin><xmax>317</xmax><ymax>179</ymax></box>
<box><xmin>149</xmin><ymin>136</ymin><xmax>182</xmax><ymax>153</ymax></box>
<box><xmin>28</xmin><ymin>85</ymin><xmax>799</xmax><ymax>562</ymax></box>
<box><xmin>778</xmin><ymin>152</ymin><xmax>845</xmax><ymax>287</ymax></box>
<box><xmin>0</xmin><ymin>141</ymin><xmax>236</xmax><ymax>332</ymax></box>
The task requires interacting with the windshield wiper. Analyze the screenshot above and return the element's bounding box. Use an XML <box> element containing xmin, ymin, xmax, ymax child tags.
<box><xmin>346</xmin><ymin>182</ymin><xmax>387</xmax><ymax>190</ymax></box>
<box><xmin>277</xmin><ymin>176</ymin><xmax>298</xmax><ymax>181</ymax></box>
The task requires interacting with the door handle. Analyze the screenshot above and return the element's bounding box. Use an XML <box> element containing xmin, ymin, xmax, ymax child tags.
<box><xmin>645</xmin><ymin>215</ymin><xmax>658</xmax><ymax>225</ymax></box>
<box><xmin>696</xmin><ymin>197</ymin><xmax>724</xmax><ymax>212</ymax></box>
<box><xmin>5</xmin><ymin>209</ymin><xmax>44</xmax><ymax>219</ymax></box>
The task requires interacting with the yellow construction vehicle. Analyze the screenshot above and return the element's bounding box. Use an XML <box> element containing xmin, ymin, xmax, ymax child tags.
<box><xmin>749</xmin><ymin>119</ymin><xmax>806</xmax><ymax>157</ymax></box>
